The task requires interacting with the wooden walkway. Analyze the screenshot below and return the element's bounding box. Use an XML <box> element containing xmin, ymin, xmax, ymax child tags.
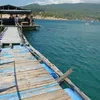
<box><xmin>0</xmin><ymin>46</ymin><xmax>71</xmax><ymax>100</ymax></box>
<box><xmin>1</xmin><ymin>27</ymin><xmax>21</xmax><ymax>44</ymax></box>
<box><xmin>0</xmin><ymin>27</ymin><xmax>72</xmax><ymax>100</ymax></box>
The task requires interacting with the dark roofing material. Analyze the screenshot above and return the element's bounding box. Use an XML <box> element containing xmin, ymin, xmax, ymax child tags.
<box><xmin>0</xmin><ymin>5</ymin><xmax>31</xmax><ymax>14</ymax></box>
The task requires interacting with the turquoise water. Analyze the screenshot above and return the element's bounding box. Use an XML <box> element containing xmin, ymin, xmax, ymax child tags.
<box><xmin>24</xmin><ymin>20</ymin><xmax>100</xmax><ymax>100</ymax></box>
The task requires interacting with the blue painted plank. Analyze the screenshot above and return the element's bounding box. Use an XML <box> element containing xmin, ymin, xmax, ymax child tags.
<box><xmin>64</xmin><ymin>88</ymin><xmax>83</xmax><ymax>100</ymax></box>
<box><xmin>0</xmin><ymin>83</ymin><xmax>60</xmax><ymax>100</ymax></box>
<box><xmin>0</xmin><ymin>60</ymin><xmax>14</xmax><ymax>64</ymax></box>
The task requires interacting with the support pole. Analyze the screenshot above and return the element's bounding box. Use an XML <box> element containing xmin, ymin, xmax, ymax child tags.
<box><xmin>1</xmin><ymin>14</ymin><xmax>2</xmax><ymax>25</ymax></box>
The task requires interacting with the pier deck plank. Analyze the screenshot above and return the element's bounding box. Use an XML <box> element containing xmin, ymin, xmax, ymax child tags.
<box><xmin>0</xmin><ymin>45</ymin><xmax>71</xmax><ymax>100</ymax></box>
<box><xmin>1</xmin><ymin>27</ymin><xmax>21</xmax><ymax>44</ymax></box>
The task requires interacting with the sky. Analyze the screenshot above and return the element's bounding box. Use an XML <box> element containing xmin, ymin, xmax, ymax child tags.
<box><xmin>0</xmin><ymin>0</ymin><xmax>100</xmax><ymax>6</ymax></box>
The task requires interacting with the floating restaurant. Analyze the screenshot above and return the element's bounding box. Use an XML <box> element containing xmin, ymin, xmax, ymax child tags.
<box><xmin>0</xmin><ymin>5</ymin><xmax>40</xmax><ymax>31</ymax></box>
<box><xmin>0</xmin><ymin>5</ymin><xmax>90</xmax><ymax>100</ymax></box>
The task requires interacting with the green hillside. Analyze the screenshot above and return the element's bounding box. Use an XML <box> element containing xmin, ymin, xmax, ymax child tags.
<box><xmin>23</xmin><ymin>3</ymin><xmax>100</xmax><ymax>20</ymax></box>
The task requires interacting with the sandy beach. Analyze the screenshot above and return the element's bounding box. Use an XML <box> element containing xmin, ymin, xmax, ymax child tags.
<box><xmin>0</xmin><ymin>14</ymin><xmax>67</xmax><ymax>20</ymax></box>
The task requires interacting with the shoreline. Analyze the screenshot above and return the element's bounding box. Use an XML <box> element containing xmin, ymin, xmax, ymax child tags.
<box><xmin>34</xmin><ymin>16</ymin><xmax>98</xmax><ymax>22</ymax></box>
<box><xmin>33</xmin><ymin>15</ymin><xmax>68</xmax><ymax>21</ymax></box>
<box><xmin>33</xmin><ymin>15</ymin><xmax>100</xmax><ymax>22</ymax></box>
<box><xmin>0</xmin><ymin>14</ymin><xmax>99</xmax><ymax>21</ymax></box>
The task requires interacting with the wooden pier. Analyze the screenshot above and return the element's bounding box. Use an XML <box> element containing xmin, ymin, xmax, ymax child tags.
<box><xmin>0</xmin><ymin>27</ymin><xmax>72</xmax><ymax>100</ymax></box>
<box><xmin>0</xmin><ymin>26</ymin><xmax>90</xmax><ymax>100</ymax></box>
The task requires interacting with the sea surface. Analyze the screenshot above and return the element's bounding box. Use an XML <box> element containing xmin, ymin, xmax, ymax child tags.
<box><xmin>24</xmin><ymin>20</ymin><xmax>100</xmax><ymax>100</ymax></box>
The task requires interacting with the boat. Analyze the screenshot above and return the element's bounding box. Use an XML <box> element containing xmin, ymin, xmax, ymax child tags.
<box><xmin>85</xmin><ymin>22</ymin><xmax>89</xmax><ymax>25</ymax></box>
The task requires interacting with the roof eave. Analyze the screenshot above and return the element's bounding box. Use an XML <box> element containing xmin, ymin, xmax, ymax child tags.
<box><xmin>0</xmin><ymin>10</ymin><xmax>32</xmax><ymax>14</ymax></box>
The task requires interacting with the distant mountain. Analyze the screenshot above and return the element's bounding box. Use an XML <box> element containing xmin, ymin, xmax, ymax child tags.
<box><xmin>23</xmin><ymin>3</ymin><xmax>100</xmax><ymax>20</ymax></box>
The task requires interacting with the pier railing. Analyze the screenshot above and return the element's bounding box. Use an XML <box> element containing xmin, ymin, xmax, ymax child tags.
<box><xmin>17</xmin><ymin>24</ymin><xmax>26</xmax><ymax>44</ymax></box>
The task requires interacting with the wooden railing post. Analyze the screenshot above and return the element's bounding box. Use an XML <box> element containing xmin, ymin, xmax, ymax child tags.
<box><xmin>57</xmin><ymin>68</ymin><xmax>73</xmax><ymax>83</ymax></box>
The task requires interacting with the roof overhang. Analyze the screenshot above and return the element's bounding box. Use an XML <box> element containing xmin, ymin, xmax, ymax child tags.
<box><xmin>0</xmin><ymin>5</ymin><xmax>32</xmax><ymax>14</ymax></box>
<box><xmin>0</xmin><ymin>10</ymin><xmax>32</xmax><ymax>14</ymax></box>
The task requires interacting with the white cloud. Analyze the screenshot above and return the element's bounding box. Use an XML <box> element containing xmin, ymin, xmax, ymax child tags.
<box><xmin>32</xmin><ymin>0</ymin><xmax>81</xmax><ymax>5</ymax></box>
<box><xmin>80</xmin><ymin>0</ymin><xmax>100</xmax><ymax>3</ymax></box>
<box><xmin>54</xmin><ymin>0</ymin><xmax>80</xmax><ymax>3</ymax></box>
<box><xmin>31</xmin><ymin>0</ymin><xmax>100</xmax><ymax>5</ymax></box>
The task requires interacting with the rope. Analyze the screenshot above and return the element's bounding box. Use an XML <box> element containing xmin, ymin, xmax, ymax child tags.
<box><xmin>40</xmin><ymin>25</ymin><xmax>54</xmax><ymax>33</ymax></box>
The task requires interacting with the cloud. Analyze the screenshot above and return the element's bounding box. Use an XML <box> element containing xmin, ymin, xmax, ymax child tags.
<box><xmin>80</xmin><ymin>0</ymin><xmax>100</xmax><ymax>3</ymax></box>
<box><xmin>32</xmin><ymin>0</ymin><xmax>81</xmax><ymax>5</ymax></box>
<box><xmin>53</xmin><ymin>0</ymin><xmax>80</xmax><ymax>4</ymax></box>
<box><xmin>0</xmin><ymin>0</ymin><xmax>100</xmax><ymax>6</ymax></box>
<box><xmin>31</xmin><ymin>0</ymin><xmax>100</xmax><ymax>5</ymax></box>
